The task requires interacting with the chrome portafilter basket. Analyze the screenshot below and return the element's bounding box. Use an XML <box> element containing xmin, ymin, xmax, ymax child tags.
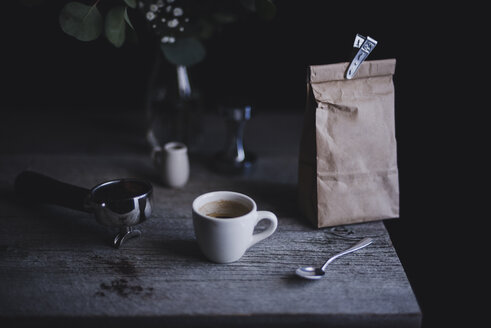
<box><xmin>14</xmin><ymin>171</ymin><xmax>153</xmax><ymax>248</ymax></box>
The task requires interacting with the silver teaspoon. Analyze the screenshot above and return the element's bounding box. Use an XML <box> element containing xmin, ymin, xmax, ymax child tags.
<box><xmin>295</xmin><ymin>237</ymin><xmax>373</xmax><ymax>280</ymax></box>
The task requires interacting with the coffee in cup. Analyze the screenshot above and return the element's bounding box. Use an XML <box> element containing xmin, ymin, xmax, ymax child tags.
<box><xmin>198</xmin><ymin>200</ymin><xmax>250</xmax><ymax>219</ymax></box>
<box><xmin>192</xmin><ymin>191</ymin><xmax>278</xmax><ymax>263</ymax></box>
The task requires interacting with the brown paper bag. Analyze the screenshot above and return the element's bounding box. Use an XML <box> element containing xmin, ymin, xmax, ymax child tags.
<box><xmin>298</xmin><ymin>59</ymin><xmax>399</xmax><ymax>228</ymax></box>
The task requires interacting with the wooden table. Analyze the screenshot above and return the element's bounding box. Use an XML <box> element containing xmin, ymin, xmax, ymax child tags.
<box><xmin>0</xmin><ymin>111</ymin><xmax>421</xmax><ymax>327</ymax></box>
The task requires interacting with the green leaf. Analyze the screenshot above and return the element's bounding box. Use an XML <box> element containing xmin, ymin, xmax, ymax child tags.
<box><xmin>161</xmin><ymin>37</ymin><xmax>206</xmax><ymax>67</ymax></box>
<box><xmin>59</xmin><ymin>2</ymin><xmax>102</xmax><ymax>41</ymax></box>
<box><xmin>124</xmin><ymin>7</ymin><xmax>134</xmax><ymax>30</ymax></box>
<box><xmin>105</xmin><ymin>6</ymin><xmax>126</xmax><ymax>47</ymax></box>
<box><xmin>123</xmin><ymin>0</ymin><xmax>136</xmax><ymax>8</ymax></box>
<box><xmin>255</xmin><ymin>0</ymin><xmax>276</xmax><ymax>20</ymax></box>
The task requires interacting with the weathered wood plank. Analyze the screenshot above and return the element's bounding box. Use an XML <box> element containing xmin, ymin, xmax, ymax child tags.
<box><xmin>0</xmin><ymin>154</ymin><xmax>420</xmax><ymax>327</ymax></box>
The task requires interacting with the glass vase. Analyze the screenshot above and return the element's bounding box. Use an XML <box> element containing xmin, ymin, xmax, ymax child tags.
<box><xmin>145</xmin><ymin>51</ymin><xmax>203</xmax><ymax>152</ymax></box>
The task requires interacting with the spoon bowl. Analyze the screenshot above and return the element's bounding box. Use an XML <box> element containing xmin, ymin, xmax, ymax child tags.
<box><xmin>296</xmin><ymin>238</ymin><xmax>373</xmax><ymax>280</ymax></box>
<box><xmin>295</xmin><ymin>267</ymin><xmax>325</xmax><ymax>280</ymax></box>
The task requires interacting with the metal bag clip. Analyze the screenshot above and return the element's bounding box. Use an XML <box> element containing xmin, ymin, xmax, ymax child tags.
<box><xmin>345</xmin><ymin>34</ymin><xmax>377</xmax><ymax>79</ymax></box>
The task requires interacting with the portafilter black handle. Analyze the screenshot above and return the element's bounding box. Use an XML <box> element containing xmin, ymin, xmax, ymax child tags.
<box><xmin>14</xmin><ymin>170</ymin><xmax>91</xmax><ymax>213</ymax></box>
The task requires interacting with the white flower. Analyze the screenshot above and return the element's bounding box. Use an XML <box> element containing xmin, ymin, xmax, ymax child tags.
<box><xmin>149</xmin><ymin>4</ymin><xmax>158</xmax><ymax>12</ymax></box>
<box><xmin>146</xmin><ymin>12</ymin><xmax>156</xmax><ymax>21</ymax></box>
<box><xmin>161</xmin><ymin>36</ymin><xmax>176</xmax><ymax>44</ymax></box>
<box><xmin>167</xmin><ymin>18</ymin><xmax>179</xmax><ymax>28</ymax></box>
<box><xmin>173</xmin><ymin>7</ymin><xmax>183</xmax><ymax>16</ymax></box>
<box><xmin>156</xmin><ymin>0</ymin><xmax>164</xmax><ymax>7</ymax></box>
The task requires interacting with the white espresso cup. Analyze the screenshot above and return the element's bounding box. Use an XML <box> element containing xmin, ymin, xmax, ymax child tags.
<box><xmin>192</xmin><ymin>191</ymin><xmax>278</xmax><ymax>263</ymax></box>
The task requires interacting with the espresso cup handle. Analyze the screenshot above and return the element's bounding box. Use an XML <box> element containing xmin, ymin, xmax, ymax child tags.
<box><xmin>249</xmin><ymin>211</ymin><xmax>278</xmax><ymax>248</ymax></box>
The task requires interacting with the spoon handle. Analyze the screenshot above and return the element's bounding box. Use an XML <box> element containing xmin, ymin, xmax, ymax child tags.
<box><xmin>321</xmin><ymin>237</ymin><xmax>373</xmax><ymax>271</ymax></box>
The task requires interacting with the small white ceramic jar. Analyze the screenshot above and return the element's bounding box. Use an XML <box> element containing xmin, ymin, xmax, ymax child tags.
<box><xmin>153</xmin><ymin>141</ymin><xmax>189</xmax><ymax>188</ymax></box>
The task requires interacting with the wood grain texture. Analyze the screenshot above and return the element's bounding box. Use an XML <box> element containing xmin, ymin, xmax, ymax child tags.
<box><xmin>0</xmin><ymin>154</ymin><xmax>420</xmax><ymax>327</ymax></box>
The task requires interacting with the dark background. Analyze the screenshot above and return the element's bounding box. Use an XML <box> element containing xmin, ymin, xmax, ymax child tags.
<box><xmin>3</xmin><ymin>1</ymin><xmax>443</xmax><ymax>112</ymax></box>
<box><xmin>1</xmin><ymin>1</ymin><xmax>479</xmax><ymax>327</ymax></box>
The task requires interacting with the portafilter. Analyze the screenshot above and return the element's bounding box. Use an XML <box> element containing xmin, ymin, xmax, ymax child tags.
<box><xmin>14</xmin><ymin>171</ymin><xmax>153</xmax><ymax>248</ymax></box>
